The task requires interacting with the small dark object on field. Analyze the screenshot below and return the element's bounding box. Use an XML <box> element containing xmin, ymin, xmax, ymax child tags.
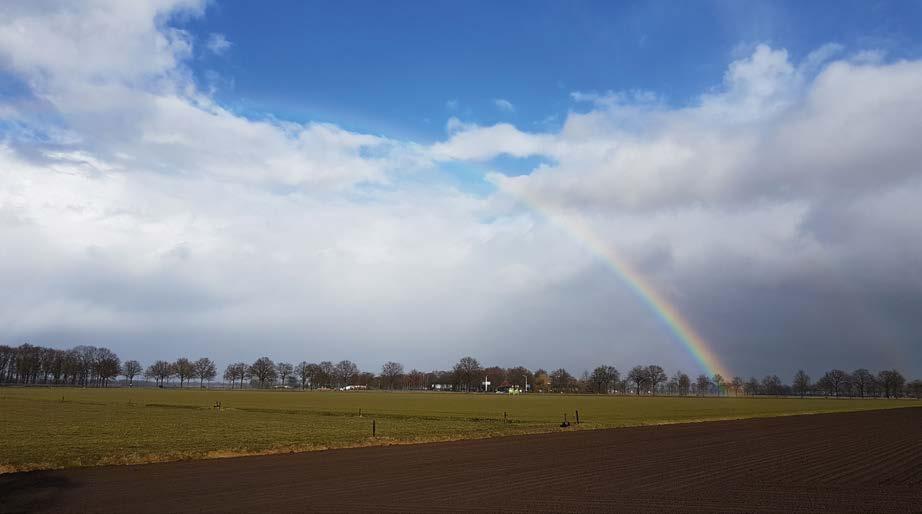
<box><xmin>560</xmin><ymin>413</ymin><xmax>570</xmax><ymax>428</ymax></box>
<box><xmin>576</xmin><ymin>410</ymin><xmax>580</xmax><ymax>424</ymax></box>
<box><xmin>213</xmin><ymin>401</ymin><xmax>221</xmax><ymax>411</ymax></box>
<box><xmin>372</xmin><ymin>419</ymin><xmax>376</xmax><ymax>437</ymax></box>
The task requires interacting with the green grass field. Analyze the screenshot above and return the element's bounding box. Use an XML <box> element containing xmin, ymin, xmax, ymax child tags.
<box><xmin>1</xmin><ymin>387</ymin><xmax>917</xmax><ymax>472</ymax></box>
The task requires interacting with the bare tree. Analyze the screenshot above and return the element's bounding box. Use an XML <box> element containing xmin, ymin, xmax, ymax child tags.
<box><xmin>533</xmin><ymin>369</ymin><xmax>550</xmax><ymax>393</ymax></box>
<box><xmin>878</xmin><ymin>369</ymin><xmax>905</xmax><ymax>398</ymax></box>
<box><xmin>226</xmin><ymin>362</ymin><xmax>247</xmax><ymax>389</ymax></box>
<box><xmin>223</xmin><ymin>363</ymin><xmax>239</xmax><ymax>388</ymax></box>
<box><xmin>317</xmin><ymin>361</ymin><xmax>334</xmax><ymax>388</ymax></box>
<box><xmin>744</xmin><ymin>377</ymin><xmax>760</xmax><ymax>395</ymax></box>
<box><xmin>665</xmin><ymin>375</ymin><xmax>679</xmax><ymax>395</ymax></box>
<box><xmin>483</xmin><ymin>366</ymin><xmax>506</xmax><ymax>392</ymax></box>
<box><xmin>380</xmin><ymin>361</ymin><xmax>404</xmax><ymax>390</ymax></box>
<box><xmin>851</xmin><ymin>368</ymin><xmax>873</xmax><ymax>397</ymax></box>
<box><xmin>628</xmin><ymin>366</ymin><xmax>647</xmax><ymax>395</ymax></box>
<box><xmin>0</xmin><ymin>345</ymin><xmax>12</xmax><ymax>383</ymax></box>
<box><xmin>793</xmin><ymin>370</ymin><xmax>811</xmax><ymax>398</ymax></box>
<box><xmin>306</xmin><ymin>363</ymin><xmax>322</xmax><ymax>389</ymax></box>
<box><xmin>730</xmin><ymin>376</ymin><xmax>744</xmax><ymax>396</ymax></box>
<box><xmin>696</xmin><ymin>374</ymin><xmax>712</xmax><ymax>396</ymax></box>
<box><xmin>356</xmin><ymin>371</ymin><xmax>375</xmax><ymax>387</ymax></box>
<box><xmin>453</xmin><ymin>356</ymin><xmax>482</xmax><ymax>392</ymax></box>
<box><xmin>121</xmin><ymin>360</ymin><xmax>142</xmax><ymax>386</ymax></box>
<box><xmin>907</xmin><ymin>379</ymin><xmax>922</xmax><ymax>399</ymax></box>
<box><xmin>549</xmin><ymin>368</ymin><xmax>573</xmax><ymax>392</ymax></box>
<box><xmin>505</xmin><ymin>366</ymin><xmax>534</xmax><ymax>392</ymax></box>
<box><xmin>193</xmin><ymin>358</ymin><xmax>216</xmax><ymax>388</ymax></box>
<box><xmin>712</xmin><ymin>373</ymin><xmax>725</xmax><ymax>397</ymax></box>
<box><xmin>248</xmin><ymin>357</ymin><xmax>277</xmax><ymax>388</ymax></box>
<box><xmin>646</xmin><ymin>365</ymin><xmax>667</xmax><ymax>395</ymax></box>
<box><xmin>146</xmin><ymin>360</ymin><xmax>174</xmax><ymax>387</ymax></box>
<box><xmin>761</xmin><ymin>375</ymin><xmax>783</xmax><ymax>396</ymax></box>
<box><xmin>295</xmin><ymin>361</ymin><xmax>318</xmax><ymax>390</ymax></box>
<box><xmin>47</xmin><ymin>349</ymin><xmax>66</xmax><ymax>384</ymax></box>
<box><xmin>93</xmin><ymin>348</ymin><xmax>121</xmax><ymax>387</ymax></box>
<box><xmin>173</xmin><ymin>358</ymin><xmax>194</xmax><ymax>388</ymax></box>
<box><xmin>818</xmin><ymin>369</ymin><xmax>848</xmax><ymax>397</ymax></box>
<box><xmin>72</xmin><ymin>345</ymin><xmax>97</xmax><ymax>386</ymax></box>
<box><xmin>677</xmin><ymin>372</ymin><xmax>691</xmax><ymax>396</ymax></box>
<box><xmin>333</xmin><ymin>360</ymin><xmax>359</xmax><ymax>388</ymax></box>
<box><xmin>276</xmin><ymin>362</ymin><xmax>294</xmax><ymax>387</ymax></box>
<box><xmin>589</xmin><ymin>365</ymin><xmax>619</xmax><ymax>394</ymax></box>
<box><xmin>404</xmin><ymin>369</ymin><xmax>426</xmax><ymax>390</ymax></box>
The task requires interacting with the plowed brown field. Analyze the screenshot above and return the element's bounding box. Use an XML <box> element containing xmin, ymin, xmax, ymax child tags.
<box><xmin>2</xmin><ymin>407</ymin><xmax>920</xmax><ymax>513</ymax></box>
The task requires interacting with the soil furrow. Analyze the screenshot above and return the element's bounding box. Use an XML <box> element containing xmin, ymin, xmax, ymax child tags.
<box><xmin>1</xmin><ymin>407</ymin><xmax>919</xmax><ymax>513</ymax></box>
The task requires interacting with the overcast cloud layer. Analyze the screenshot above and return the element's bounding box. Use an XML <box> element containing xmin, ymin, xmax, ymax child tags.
<box><xmin>1</xmin><ymin>1</ymin><xmax>920</xmax><ymax>377</ymax></box>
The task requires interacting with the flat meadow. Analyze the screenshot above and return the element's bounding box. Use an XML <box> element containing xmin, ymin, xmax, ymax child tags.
<box><xmin>0</xmin><ymin>387</ymin><xmax>917</xmax><ymax>472</ymax></box>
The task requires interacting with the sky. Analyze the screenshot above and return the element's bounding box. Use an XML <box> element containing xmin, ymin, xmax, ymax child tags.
<box><xmin>1</xmin><ymin>0</ymin><xmax>921</xmax><ymax>379</ymax></box>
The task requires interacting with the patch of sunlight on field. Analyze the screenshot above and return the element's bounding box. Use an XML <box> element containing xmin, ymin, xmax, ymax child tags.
<box><xmin>0</xmin><ymin>387</ymin><xmax>917</xmax><ymax>472</ymax></box>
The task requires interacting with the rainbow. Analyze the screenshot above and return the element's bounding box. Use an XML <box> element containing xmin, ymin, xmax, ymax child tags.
<box><xmin>516</xmin><ymin>195</ymin><xmax>729</xmax><ymax>379</ymax></box>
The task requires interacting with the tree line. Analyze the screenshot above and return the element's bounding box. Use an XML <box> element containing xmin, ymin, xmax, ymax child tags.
<box><xmin>1</xmin><ymin>343</ymin><xmax>920</xmax><ymax>398</ymax></box>
<box><xmin>0</xmin><ymin>344</ymin><xmax>121</xmax><ymax>387</ymax></box>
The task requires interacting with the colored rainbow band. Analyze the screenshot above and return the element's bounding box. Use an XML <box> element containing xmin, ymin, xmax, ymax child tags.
<box><xmin>515</xmin><ymin>193</ymin><xmax>729</xmax><ymax>379</ymax></box>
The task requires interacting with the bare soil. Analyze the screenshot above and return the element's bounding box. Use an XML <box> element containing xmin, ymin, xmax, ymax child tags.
<box><xmin>1</xmin><ymin>407</ymin><xmax>920</xmax><ymax>513</ymax></box>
